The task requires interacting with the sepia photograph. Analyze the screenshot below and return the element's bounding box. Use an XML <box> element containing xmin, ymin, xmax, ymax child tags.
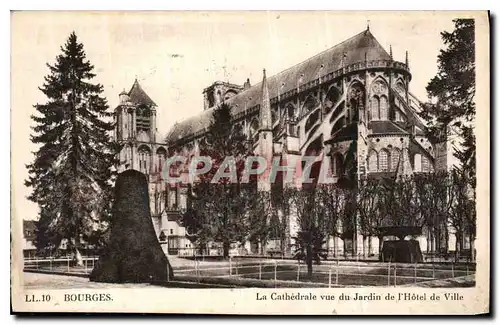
<box><xmin>10</xmin><ymin>10</ymin><xmax>490</xmax><ymax>314</ymax></box>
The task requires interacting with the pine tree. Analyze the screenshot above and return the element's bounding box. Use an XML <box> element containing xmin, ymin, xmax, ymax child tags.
<box><xmin>25</xmin><ymin>32</ymin><xmax>118</xmax><ymax>265</ymax></box>
<box><xmin>183</xmin><ymin>102</ymin><xmax>252</xmax><ymax>258</ymax></box>
<box><xmin>419</xmin><ymin>19</ymin><xmax>476</xmax><ymax>179</ymax></box>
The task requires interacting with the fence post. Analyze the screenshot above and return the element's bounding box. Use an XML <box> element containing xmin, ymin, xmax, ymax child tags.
<box><xmin>432</xmin><ymin>263</ymin><xmax>435</xmax><ymax>279</ymax></box>
<box><xmin>452</xmin><ymin>263</ymin><xmax>454</xmax><ymax>278</ymax></box>
<box><xmin>50</xmin><ymin>257</ymin><xmax>52</xmax><ymax>271</ymax></box>
<box><xmin>296</xmin><ymin>261</ymin><xmax>300</xmax><ymax>282</ymax></box>
<box><xmin>229</xmin><ymin>257</ymin><xmax>232</xmax><ymax>276</ymax></box>
<box><xmin>328</xmin><ymin>266</ymin><xmax>332</xmax><ymax>288</ymax></box>
<box><xmin>393</xmin><ymin>265</ymin><xmax>397</xmax><ymax>286</ymax></box>
<box><xmin>414</xmin><ymin>263</ymin><xmax>417</xmax><ymax>284</ymax></box>
<box><xmin>67</xmin><ymin>257</ymin><xmax>70</xmax><ymax>272</ymax></box>
<box><xmin>259</xmin><ymin>263</ymin><xmax>262</xmax><ymax>280</ymax></box>
<box><xmin>274</xmin><ymin>261</ymin><xmax>277</xmax><ymax>285</ymax></box>
<box><xmin>466</xmin><ymin>264</ymin><xmax>469</xmax><ymax>276</ymax></box>
<box><xmin>85</xmin><ymin>257</ymin><xmax>88</xmax><ymax>274</ymax></box>
<box><xmin>387</xmin><ymin>261</ymin><xmax>391</xmax><ymax>286</ymax></box>
<box><xmin>235</xmin><ymin>260</ymin><xmax>238</xmax><ymax>276</ymax></box>
<box><xmin>336</xmin><ymin>259</ymin><xmax>339</xmax><ymax>285</ymax></box>
<box><xmin>167</xmin><ymin>264</ymin><xmax>170</xmax><ymax>282</ymax></box>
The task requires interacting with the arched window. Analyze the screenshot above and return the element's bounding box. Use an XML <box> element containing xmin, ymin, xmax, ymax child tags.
<box><xmin>286</xmin><ymin>104</ymin><xmax>295</xmax><ymax>120</ymax></box>
<box><xmin>422</xmin><ymin>155</ymin><xmax>431</xmax><ymax>172</ymax></box>
<box><xmin>414</xmin><ymin>153</ymin><xmax>422</xmax><ymax>172</ymax></box>
<box><xmin>138</xmin><ymin>146</ymin><xmax>151</xmax><ymax>174</ymax></box>
<box><xmin>391</xmin><ymin>148</ymin><xmax>401</xmax><ymax>171</ymax></box>
<box><xmin>379</xmin><ymin>95</ymin><xmax>388</xmax><ymax>120</ymax></box>
<box><xmin>126</xmin><ymin>145</ymin><xmax>132</xmax><ymax>167</ymax></box>
<box><xmin>395</xmin><ymin>81</ymin><xmax>406</xmax><ymax>97</ymax></box>
<box><xmin>348</xmin><ymin>82</ymin><xmax>365</xmax><ymax>111</ymax></box>
<box><xmin>371</xmin><ymin>96</ymin><xmax>380</xmax><ymax>120</ymax></box>
<box><xmin>368</xmin><ymin>150</ymin><xmax>378</xmax><ymax>171</ymax></box>
<box><xmin>128</xmin><ymin>112</ymin><xmax>133</xmax><ymax>137</ymax></box>
<box><xmin>379</xmin><ymin>149</ymin><xmax>390</xmax><ymax>171</ymax></box>
<box><xmin>157</xmin><ymin>147</ymin><xmax>167</xmax><ymax>173</ymax></box>
<box><xmin>332</xmin><ymin>153</ymin><xmax>344</xmax><ymax>176</ymax></box>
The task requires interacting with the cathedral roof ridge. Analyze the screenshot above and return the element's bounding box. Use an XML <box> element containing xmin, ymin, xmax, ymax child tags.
<box><xmin>165</xmin><ymin>29</ymin><xmax>393</xmax><ymax>144</ymax></box>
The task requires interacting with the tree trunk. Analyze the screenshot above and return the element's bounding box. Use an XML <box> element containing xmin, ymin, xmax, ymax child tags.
<box><xmin>368</xmin><ymin>235</ymin><xmax>373</xmax><ymax>256</ymax></box>
<box><xmin>73</xmin><ymin>237</ymin><xmax>84</xmax><ymax>267</ymax></box>
<box><xmin>362</xmin><ymin>235</ymin><xmax>367</xmax><ymax>258</ymax></box>
<box><xmin>223</xmin><ymin>241</ymin><xmax>230</xmax><ymax>259</ymax></box>
<box><xmin>378</xmin><ymin>235</ymin><xmax>384</xmax><ymax>260</ymax></box>
<box><xmin>470</xmin><ymin>234</ymin><xmax>475</xmax><ymax>262</ymax></box>
<box><xmin>306</xmin><ymin>244</ymin><xmax>313</xmax><ymax>279</ymax></box>
<box><xmin>352</xmin><ymin>232</ymin><xmax>356</xmax><ymax>257</ymax></box>
<box><xmin>333</xmin><ymin>235</ymin><xmax>338</xmax><ymax>257</ymax></box>
<box><xmin>444</xmin><ymin>226</ymin><xmax>449</xmax><ymax>253</ymax></box>
<box><xmin>325</xmin><ymin>235</ymin><xmax>331</xmax><ymax>258</ymax></box>
<box><xmin>426</xmin><ymin>230</ymin><xmax>432</xmax><ymax>254</ymax></box>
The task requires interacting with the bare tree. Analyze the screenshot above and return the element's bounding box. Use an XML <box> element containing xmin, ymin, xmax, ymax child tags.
<box><xmin>316</xmin><ymin>184</ymin><xmax>345</xmax><ymax>257</ymax></box>
<box><xmin>450</xmin><ymin>169</ymin><xmax>476</xmax><ymax>261</ymax></box>
<box><xmin>357</xmin><ymin>178</ymin><xmax>383</xmax><ymax>257</ymax></box>
<box><xmin>414</xmin><ymin>172</ymin><xmax>454</xmax><ymax>254</ymax></box>
<box><xmin>291</xmin><ymin>188</ymin><xmax>328</xmax><ymax>279</ymax></box>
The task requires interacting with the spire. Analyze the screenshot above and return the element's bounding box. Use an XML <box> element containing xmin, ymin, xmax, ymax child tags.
<box><xmin>405</xmin><ymin>50</ymin><xmax>409</xmax><ymax>67</ymax></box>
<box><xmin>128</xmin><ymin>78</ymin><xmax>157</xmax><ymax>106</ymax></box>
<box><xmin>389</xmin><ymin>45</ymin><xmax>393</xmax><ymax>60</ymax></box>
<box><xmin>260</xmin><ymin>69</ymin><xmax>271</xmax><ymax>131</ymax></box>
<box><xmin>367</xmin><ymin>20</ymin><xmax>370</xmax><ymax>31</ymax></box>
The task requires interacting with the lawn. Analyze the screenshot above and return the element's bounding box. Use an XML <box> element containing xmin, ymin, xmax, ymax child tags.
<box><xmin>24</xmin><ymin>257</ymin><xmax>475</xmax><ymax>288</ymax></box>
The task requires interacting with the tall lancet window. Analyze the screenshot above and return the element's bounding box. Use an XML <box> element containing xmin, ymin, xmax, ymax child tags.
<box><xmin>379</xmin><ymin>96</ymin><xmax>388</xmax><ymax>120</ymax></box>
<box><xmin>391</xmin><ymin>148</ymin><xmax>401</xmax><ymax>171</ymax></box>
<box><xmin>379</xmin><ymin>149</ymin><xmax>390</xmax><ymax>171</ymax></box>
<box><xmin>157</xmin><ymin>147</ymin><xmax>167</xmax><ymax>173</ymax></box>
<box><xmin>126</xmin><ymin>145</ymin><xmax>132</xmax><ymax>167</ymax></box>
<box><xmin>371</xmin><ymin>96</ymin><xmax>380</xmax><ymax>120</ymax></box>
<box><xmin>422</xmin><ymin>155</ymin><xmax>431</xmax><ymax>172</ymax></box>
<box><xmin>332</xmin><ymin>153</ymin><xmax>344</xmax><ymax>176</ymax></box>
<box><xmin>138</xmin><ymin>146</ymin><xmax>151</xmax><ymax>174</ymax></box>
<box><xmin>368</xmin><ymin>150</ymin><xmax>378</xmax><ymax>171</ymax></box>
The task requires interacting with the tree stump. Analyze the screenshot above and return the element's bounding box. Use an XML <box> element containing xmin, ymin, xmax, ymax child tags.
<box><xmin>90</xmin><ymin>170</ymin><xmax>174</xmax><ymax>283</ymax></box>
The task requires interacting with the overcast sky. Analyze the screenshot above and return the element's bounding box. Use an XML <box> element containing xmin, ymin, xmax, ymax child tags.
<box><xmin>12</xmin><ymin>11</ymin><xmax>462</xmax><ymax>220</ymax></box>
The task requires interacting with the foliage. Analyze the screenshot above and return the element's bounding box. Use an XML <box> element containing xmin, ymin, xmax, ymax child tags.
<box><xmin>290</xmin><ymin>188</ymin><xmax>328</xmax><ymax>278</ymax></box>
<box><xmin>419</xmin><ymin>19</ymin><xmax>476</xmax><ymax>180</ymax></box>
<box><xmin>181</xmin><ymin>102</ymin><xmax>253</xmax><ymax>258</ymax></box>
<box><xmin>25</xmin><ymin>32</ymin><xmax>118</xmax><ymax>263</ymax></box>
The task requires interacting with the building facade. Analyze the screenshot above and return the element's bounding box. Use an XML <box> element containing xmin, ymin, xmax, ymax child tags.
<box><xmin>116</xmin><ymin>28</ymin><xmax>451</xmax><ymax>256</ymax></box>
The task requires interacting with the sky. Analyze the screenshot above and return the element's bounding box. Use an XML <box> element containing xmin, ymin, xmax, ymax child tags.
<box><xmin>11</xmin><ymin>11</ymin><xmax>462</xmax><ymax>220</ymax></box>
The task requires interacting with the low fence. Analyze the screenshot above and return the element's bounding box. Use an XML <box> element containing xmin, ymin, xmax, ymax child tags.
<box><xmin>174</xmin><ymin>258</ymin><xmax>475</xmax><ymax>287</ymax></box>
<box><xmin>23</xmin><ymin>255</ymin><xmax>475</xmax><ymax>288</ymax></box>
<box><xmin>24</xmin><ymin>256</ymin><xmax>99</xmax><ymax>274</ymax></box>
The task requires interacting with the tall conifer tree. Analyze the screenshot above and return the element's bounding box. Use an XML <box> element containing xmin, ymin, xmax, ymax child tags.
<box><xmin>25</xmin><ymin>32</ymin><xmax>118</xmax><ymax>264</ymax></box>
<box><xmin>420</xmin><ymin>19</ymin><xmax>476</xmax><ymax>182</ymax></box>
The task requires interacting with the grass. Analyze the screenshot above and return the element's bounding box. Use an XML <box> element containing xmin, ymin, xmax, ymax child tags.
<box><xmin>24</xmin><ymin>257</ymin><xmax>476</xmax><ymax>288</ymax></box>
